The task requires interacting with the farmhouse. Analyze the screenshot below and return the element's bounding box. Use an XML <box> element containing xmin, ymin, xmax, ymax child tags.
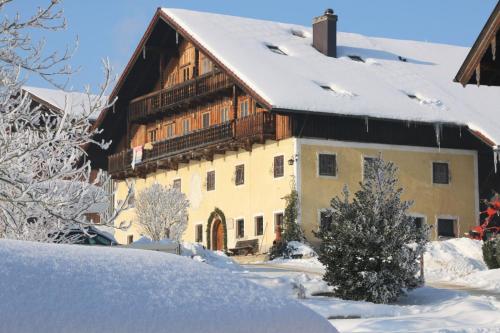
<box><xmin>90</xmin><ymin>8</ymin><xmax>500</xmax><ymax>251</ymax></box>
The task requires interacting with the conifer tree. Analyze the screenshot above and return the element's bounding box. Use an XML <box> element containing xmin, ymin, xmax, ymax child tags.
<box><xmin>316</xmin><ymin>157</ymin><xmax>428</xmax><ymax>304</ymax></box>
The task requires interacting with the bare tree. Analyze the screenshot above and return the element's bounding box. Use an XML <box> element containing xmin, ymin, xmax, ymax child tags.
<box><xmin>135</xmin><ymin>183</ymin><xmax>190</xmax><ymax>241</ymax></box>
<box><xmin>0</xmin><ymin>0</ymin><xmax>130</xmax><ymax>242</ymax></box>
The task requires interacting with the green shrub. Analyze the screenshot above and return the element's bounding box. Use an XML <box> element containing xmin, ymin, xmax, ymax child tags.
<box><xmin>482</xmin><ymin>238</ymin><xmax>500</xmax><ymax>269</ymax></box>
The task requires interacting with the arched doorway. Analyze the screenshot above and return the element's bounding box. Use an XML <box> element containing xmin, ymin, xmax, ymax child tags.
<box><xmin>207</xmin><ymin>208</ymin><xmax>227</xmax><ymax>251</ymax></box>
<box><xmin>212</xmin><ymin>219</ymin><xmax>224</xmax><ymax>251</ymax></box>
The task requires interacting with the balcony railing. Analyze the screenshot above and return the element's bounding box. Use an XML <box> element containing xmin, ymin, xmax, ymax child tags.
<box><xmin>108</xmin><ymin>113</ymin><xmax>276</xmax><ymax>175</ymax></box>
<box><xmin>128</xmin><ymin>70</ymin><xmax>233</xmax><ymax>122</ymax></box>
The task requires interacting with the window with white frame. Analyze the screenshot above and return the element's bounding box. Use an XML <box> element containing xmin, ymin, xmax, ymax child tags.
<box><xmin>433</xmin><ymin>162</ymin><xmax>450</xmax><ymax>184</ymax></box>
<box><xmin>318</xmin><ymin>154</ymin><xmax>337</xmax><ymax>177</ymax></box>
<box><xmin>255</xmin><ymin>216</ymin><xmax>264</xmax><ymax>236</ymax></box>
<box><xmin>240</xmin><ymin>100</ymin><xmax>249</xmax><ymax>118</ymax></box>
<box><xmin>221</xmin><ymin>107</ymin><xmax>230</xmax><ymax>122</ymax></box>
<box><xmin>236</xmin><ymin>219</ymin><xmax>245</xmax><ymax>238</ymax></box>
<box><xmin>206</xmin><ymin>171</ymin><xmax>215</xmax><ymax>191</ymax></box>
<box><xmin>235</xmin><ymin>164</ymin><xmax>244</xmax><ymax>185</ymax></box>
<box><xmin>437</xmin><ymin>218</ymin><xmax>457</xmax><ymax>238</ymax></box>
<box><xmin>274</xmin><ymin>155</ymin><xmax>284</xmax><ymax>178</ymax></box>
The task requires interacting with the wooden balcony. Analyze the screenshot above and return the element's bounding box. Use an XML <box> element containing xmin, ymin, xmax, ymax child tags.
<box><xmin>108</xmin><ymin>113</ymin><xmax>276</xmax><ymax>177</ymax></box>
<box><xmin>128</xmin><ymin>70</ymin><xmax>233</xmax><ymax>123</ymax></box>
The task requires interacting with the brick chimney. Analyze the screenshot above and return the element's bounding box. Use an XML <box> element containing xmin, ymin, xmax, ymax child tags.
<box><xmin>313</xmin><ymin>9</ymin><xmax>338</xmax><ymax>57</ymax></box>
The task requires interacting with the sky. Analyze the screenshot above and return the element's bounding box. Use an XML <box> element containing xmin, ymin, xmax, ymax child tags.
<box><xmin>10</xmin><ymin>0</ymin><xmax>498</xmax><ymax>91</ymax></box>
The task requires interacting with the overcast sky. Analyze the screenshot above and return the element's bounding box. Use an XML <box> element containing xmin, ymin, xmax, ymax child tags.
<box><xmin>12</xmin><ymin>0</ymin><xmax>497</xmax><ymax>92</ymax></box>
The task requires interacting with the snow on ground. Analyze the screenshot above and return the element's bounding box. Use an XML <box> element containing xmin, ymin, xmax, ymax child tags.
<box><xmin>0</xmin><ymin>239</ymin><xmax>337</xmax><ymax>333</ymax></box>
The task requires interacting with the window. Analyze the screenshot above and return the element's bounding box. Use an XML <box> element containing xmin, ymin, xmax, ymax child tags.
<box><xmin>266</xmin><ymin>44</ymin><xmax>287</xmax><ymax>55</ymax></box>
<box><xmin>236</xmin><ymin>219</ymin><xmax>245</xmax><ymax>238</ymax></box>
<box><xmin>320</xmin><ymin>211</ymin><xmax>332</xmax><ymax>230</ymax></box>
<box><xmin>182</xmin><ymin>118</ymin><xmax>190</xmax><ymax>134</ymax></box>
<box><xmin>348</xmin><ymin>55</ymin><xmax>365</xmax><ymax>63</ymax></box>
<box><xmin>148</xmin><ymin>128</ymin><xmax>158</xmax><ymax>142</ymax></box>
<box><xmin>255</xmin><ymin>216</ymin><xmax>264</xmax><ymax>236</ymax></box>
<box><xmin>437</xmin><ymin>218</ymin><xmax>456</xmax><ymax>238</ymax></box>
<box><xmin>274</xmin><ymin>155</ymin><xmax>284</xmax><ymax>178</ymax></box>
<box><xmin>363</xmin><ymin>156</ymin><xmax>376</xmax><ymax>180</ymax></box>
<box><xmin>413</xmin><ymin>217</ymin><xmax>425</xmax><ymax>230</ymax></box>
<box><xmin>195</xmin><ymin>224</ymin><xmax>203</xmax><ymax>243</ymax></box>
<box><xmin>240</xmin><ymin>100</ymin><xmax>249</xmax><ymax>118</ymax></box>
<box><xmin>173</xmin><ymin>179</ymin><xmax>181</xmax><ymax>190</ymax></box>
<box><xmin>206</xmin><ymin>171</ymin><xmax>215</xmax><ymax>191</ymax></box>
<box><xmin>182</xmin><ymin>67</ymin><xmax>190</xmax><ymax>81</ymax></box>
<box><xmin>221</xmin><ymin>107</ymin><xmax>230</xmax><ymax>122</ymax></box>
<box><xmin>201</xmin><ymin>57</ymin><xmax>213</xmax><ymax>75</ymax></box>
<box><xmin>318</xmin><ymin>154</ymin><xmax>337</xmax><ymax>177</ymax></box>
<box><xmin>127</xmin><ymin>185</ymin><xmax>135</xmax><ymax>207</ymax></box>
<box><xmin>127</xmin><ymin>235</ymin><xmax>134</xmax><ymax>244</ymax></box>
<box><xmin>235</xmin><ymin>164</ymin><xmax>244</xmax><ymax>185</ymax></box>
<box><xmin>433</xmin><ymin>162</ymin><xmax>449</xmax><ymax>184</ymax></box>
<box><xmin>165</xmin><ymin>123</ymin><xmax>174</xmax><ymax>138</ymax></box>
<box><xmin>202</xmin><ymin>113</ymin><xmax>210</xmax><ymax>129</ymax></box>
<box><xmin>274</xmin><ymin>213</ymin><xmax>284</xmax><ymax>233</ymax></box>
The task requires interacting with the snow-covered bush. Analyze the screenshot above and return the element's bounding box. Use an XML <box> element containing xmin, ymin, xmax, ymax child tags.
<box><xmin>316</xmin><ymin>157</ymin><xmax>428</xmax><ymax>304</ymax></box>
<box><xmin>482</xmin><ymin>238</ymin><xmax>500</xmax><ymax>269</ymax></box>
<box><xmin>135</xmin><ymin>183</ymin><xmax>189</xmax><ymax>241</ymax></box>
<box><xmin>0</xmin><ymin>0</ymin><xmax>130</xmax><ymax>242</ymax></box>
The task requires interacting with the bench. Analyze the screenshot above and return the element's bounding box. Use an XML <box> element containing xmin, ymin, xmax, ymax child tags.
<box><xmin>229</xmin><ymin>239</ymin><xmax>259</xmax><ymax>256</ymax></box>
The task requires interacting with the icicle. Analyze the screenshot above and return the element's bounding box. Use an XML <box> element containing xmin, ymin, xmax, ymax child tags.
<box><xmin>494</xmin><ymin>149</ymin><xmax>500</xmax><ymax>173</ymax></box>
<box><xmin>142</xmin><ymin>46</ymin><xmax>146</xmax><ymax>60</ymax></box>
<box><xmin>434</xmin><ymin>123</ymin><xmax>442</xmax><ymax>149</ymax></box>
<box><xmin>365</xmin><ymin>117</ymin><xmax>369</xmax><ymax>133</ymax></box>
<box><xmin>176</xmin><ymin>31</ymin><xmax>179</xmax><ymax>44</ymax></box>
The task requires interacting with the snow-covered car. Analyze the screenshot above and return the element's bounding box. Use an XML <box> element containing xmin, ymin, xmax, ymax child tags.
<box><xmin>0</xmin><ymin>239</ymin><xmax>338</xmax><ymax>333</ymax></box>
<box><xmin>51</xmin><ymin>226</ymin><xmax>117</xmax><ymax>246</ymax></box>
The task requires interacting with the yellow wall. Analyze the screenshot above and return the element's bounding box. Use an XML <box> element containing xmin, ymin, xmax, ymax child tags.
<box><xmin>298</xmin><ymin>138</ymin><xmax>478</xmax><ymax>243</ymax></box>
<box><xmin>114</xmin><ymin>138</ymin><xmax>296</xmax><ymax>252</ymax></box>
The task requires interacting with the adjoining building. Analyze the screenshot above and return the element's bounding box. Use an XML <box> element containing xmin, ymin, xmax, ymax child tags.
<box><xmin>90</xmin><ymin>8</ymin><xmax>500</xmax><ymax>251</ymax></box>
<box><xmin>455</xmin><ymin>1</ymin><xmax>499</xmax><ymax>86</ymax></box>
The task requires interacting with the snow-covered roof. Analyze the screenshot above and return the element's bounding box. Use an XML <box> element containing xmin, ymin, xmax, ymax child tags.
<box><xmin>0</xmin><ymin>239</ymin><xmax>338</xmax><ymax>333</ymax></box>
<box><xmin>23</xmin><ymin>86</ymin><xmax>106</xmax><ymax>121</ymax></box>
<box><xmin>161</xmin><ymin>9</ymin><xmax>500</xmax><ymax>146</ymax></box>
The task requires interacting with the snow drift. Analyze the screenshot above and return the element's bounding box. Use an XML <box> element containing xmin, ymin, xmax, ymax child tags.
<box><xmin>0</xmin><ymin>240</ymin><xmax>337</xmax><ymax>333</ymax></box>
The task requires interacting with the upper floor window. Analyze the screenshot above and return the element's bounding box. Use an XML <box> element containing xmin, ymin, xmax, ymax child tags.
<box><xmin>235</xmin><ymin>164</ymin><xmax>245</xmax><ymax>185</ymax></box>
<box><xmin>240</xmin><ymin>100</ymin><xmax>249</xmax><ymax>118</ymax></box>
<box><xmin>182</xmin><ymin>118</ymin><xmax>190</xmax><ymax>135</ymax></box>
<box><xmin>206</xmin><ymin>171</ymin><xmax>215</xmax><ymax>191</ymax></box>
<box><xmin>165</xmin><ymin>123</ymin><xmax>175</xmax><ymax>138</ymax></box>
<box><xmin>148</xmin><ymin>128</ymin><xmax>158</xmax><ymax>143</ymax></box>
<box><xmin>221</xmin><ymin>107</ymin><xmax>230</xmax><ymax>122</ymax></box>
<box><xmin>432</xmin><ymin>162</ymin><xmax>449</xmax><ymax>184</ymax></box>
<box><xmin>202</xmin><ymin>113</ymin><xmax>210</xmax><ymax>129</ymax></box>
<box><xmin>318</xmin><ymin>153</ymin><xmax>337</xmax><ymax>177</ymax></box>
<box><xmin>201</xmin><ymin>57</ymin><xmax>213</xmax><ymax>75</ymax></box>
<box><xmin>274</xmin><ymin>155</ymin><xmax>284</xmax><ymax>178</ymax></box>
<box><xmin>182</xmin><ymin>67</ymin><xmax>191</xmax><ymax>82</ymax></box>
<box><xmin>173</xmin><ymin>179</ymin><xmax>181</xmax><ymax>191</ymax></box>
<box><xmin>363</xmin><ymin>156</ymin><xmax>376</xmax><ymax>180</ymax></box>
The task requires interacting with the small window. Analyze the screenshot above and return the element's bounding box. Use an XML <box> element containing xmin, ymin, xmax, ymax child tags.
<box><xmin>320</xmin><ymin>85</ymin><xmax>335</xmax><ymax>92</ymax></box>
<box><xmin>201</xmin><ymin>57</ymin><xmax>213</xmax><ymax>75</ymax></box>
<box><xmin>182</xmin><ymin>118</ymin><xmax>190</xmax><ymax>134</ymax></box>
<box><xmin>183</xmin><ymin>67</ymin><xmax>191</xmax><ymax>81</ymax></box>
<box><xmin>235</xmin><ymin>164</ymin><xmax>244</xmax><ymax>185</ymax></box>
<box><xmin>202</xmin><ymin>113</ymin><xmax>210</xmax><ymax>129</ymax></box>
<box><xmin>148</xmin><ymin>128</ymin><xmax>158</xmax><ymax>142</ymax></box>
<box><xmin>348</xmin><ymin>55</ymin><xmax>365</xmax><ymax>63</ymax></box>
<box><xmin>433</xmin><ymin>162</ymin><xmax>449</xmax><ymax>184</ymax></box>
<box><xmin>363</xmin><ymin>156</ymin><xmax>376</xmax><ymax>180</ymax></box>
<box><xmin>195</xmin><ymin>224</ymin><xmax>203</xmax><ymax>243</ymax></box>
<box><xmin>318</xmin><ymin>154</ymin><xmax>337</xmax><ymax>177</ymax></box>
<box><xmin>320</xmin><ymin>211</ymin><xmax>332</xmax><ymax>230</ymax></box>
<box><xmin>173</xmin><ymin>179</ymin><xmax>181</xmax><ymax>190</ymax></box>
<box><xmin>165</xmin><ymin>123</ymin><xmax>175</xmax><ymax>138</ymax></box>
<box><xmin>266</xmin><ymin>44</ymin><xmax>287</xmax><ymax>55</ymax></box>
<box><xmin>236</xmin><ymin>219</ymin><xmax>245</xmax><ymax>238</ymax></box>
<box><xmin>127</xmin><ymin>235</ymin><xmax>134</xmax><ymax>244</ymax></box>
<box><xmin>274</xmin><ymin>213</ymin><xmax>284</xmax><ymax>233</ymax></box>
<box><xmin>437</xmin><ymin>218</ymin><xmax>456</xmax><ymax>238</ymax></box>
<box><xmin>240</xmin><ymin>100</ymin><xmax>249</xmax><ymax>118</ymax></box>
<box><xmin>413</xmin><ymin>217</ymin><xmax>424</xmax><ymax>230</ymax></box>
<box><xmin>207</xmin><ymin>171</ymin><xmax>215</xmax><ymax>191</ymax></box>
<box><xmin>255</xmin><ymin>216</ymin><xmax>264</xmax><ymax>236</ymax></box>
<box><xmin>274</xmin><ymin>155</ymin><xmax>284</xmax><ymax>178</ymax></box>
<box><xmin>291</xmin><ymin>29</ymin><xmax>306</xmax><ymax>38</ymax></box>
<box><xmin>221</xmin><ymin>107</ymin><xmax>230</xmax><ymax>122</ymax></box>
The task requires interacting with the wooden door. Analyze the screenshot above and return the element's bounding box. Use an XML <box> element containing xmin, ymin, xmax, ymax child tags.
<box><xmin>212</xmin><ymin>219</ymin><xmax>223</xmax><ymax>251</ymax></box>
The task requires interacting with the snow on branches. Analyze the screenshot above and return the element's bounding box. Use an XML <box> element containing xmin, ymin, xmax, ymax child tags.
<box><xmin>135</xmin><ymin>183</ymin><xmax>190</xmax><ymax>241</ymax></box>
<box><xmin>315</xmin><ymin>157</ymin><xmax>429</xmax><ymax>304</ymax></box>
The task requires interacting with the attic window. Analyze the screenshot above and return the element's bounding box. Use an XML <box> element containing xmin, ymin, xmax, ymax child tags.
<box><xmin>266</xmin><ymin>44</ymin><xmax>287</xmax><ymax>55</ymax></box>
<box><xmin>407</xmin><ymin>93</ymin><xmax>421</xmax><ymax>101</ymax></box>
<box><xmin>398</xmin><ymin>56</ymin><xmax>408</xmax><ymax>62</ymax></box>
<box><xmin>320</xmin><ymin>85</ymin><xmax>335</xmax><ymax>92</ymax></box>
<box><xmin>348</xmin><ymin>55</ymin><xmax>365</xmax><ymax>63</ymax></box>
<box><xmin>291</xmin><ymin>29</ymin><xmax>306</xmax><ymax>38</ymax></box>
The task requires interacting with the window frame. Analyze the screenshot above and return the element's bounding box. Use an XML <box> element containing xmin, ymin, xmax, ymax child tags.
<box><xmin>173</xmin><ymin>178</ymin><xmax>181</xmax><ymax>191</ymax></box>
<box><xmin>236</xmin><ymin>218</ymin><xmax>245</xmax><ymax>239</ymax></box>
<box><xmin>317</xmin><ymin>152</ymin><xmax>338</xmax><ymax>178</ymax></box>
<box><xmin>273</xmin><ymin>155</ymin><xmax>284</xmax><ymax>178</ymax></box>
<box><xmin>182</xmin><ymin>118</ymin><xmax>190</xmax><ymax>135</ymax></box>
<box><xmin>206</xmin><ymin>170</ymin><xmax>215</xmax><ymax>191</ymax></box>
<box><xmin>432</xmin><ymin>161</ymin><xmax>450</xmax><ymax>185</ymax></box>
<box><xmin>221</xmin><ymin>106</ymin><xmax>230</xmax><ymax>123</ymax></box>
<box><xmin>235</xmin><ymin>164</ymin><xmax>245</xmax><ymax>186</ymax></box>
<box><xmin>240</xmin><ymin>100</ymin><xmax>249</xmax><ymax>118</ymax></box>
<box><xmin>165</xmin><ymin>122</ymin><xmax>175</xmax><ymax>138</ymax></box>
<box><xmin>202</xmin><ymin>112</ymin><xmax>210</xmax><ymax>129</ymax></box>
<box><xmin>195</xmin><ymin>224</ymin><xmax>203</xmax><ymax>243</ymax></box>
<box><xmin>274</xmin><ymin>211</ymin><xmax>284</xmax><ymax>234</ymax></box>
<box><xmin>318</xmin><ymin>209</ymin><xmax>333</xmax><ymax>231</ymax></box>
<box><xmin>254</xmin><ymin>215</ymin><xmax>264</xmax><ymax>236</ymax></box>
<box><xmin>436</xmin><ymin>216</ymin><xmax>458</xmax><ymax>239</ymax></box>
<box><xmin>362</xmin><ymin>155</ymin><xmax>377</xmax><ymax>180</ymax></box>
